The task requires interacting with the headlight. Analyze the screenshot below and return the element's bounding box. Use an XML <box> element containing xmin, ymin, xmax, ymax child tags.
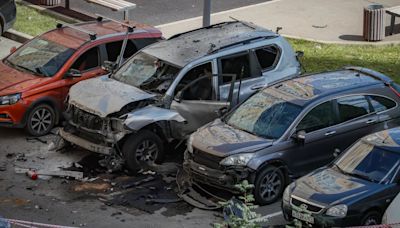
<box><xmin>283</xmin><ymin>182</ymin><xmax>295</xmax><ymax>203</ymax></box>
<box><xmin>187</xmin><ymin>134</ymin><xmax>194</xmax><ymax>153</ymax></box>
<box><xmin>0</xmin><ymin>93</ymin><xmax>21</xmax><ymax>105</ymax></box>
<box><xmin>326</xmin><ymin>204</ymin><xmax>347</xmax><ymax>217</ymax></box>
<box><xmin>220</xmin><ymin>153</ymin><xmax>254</xmax><ymax>166</ymax></box>
<box><xmin>111</xmin><ymin>118</ymin><xmax>125</xmax><ymax>131</ymax></box>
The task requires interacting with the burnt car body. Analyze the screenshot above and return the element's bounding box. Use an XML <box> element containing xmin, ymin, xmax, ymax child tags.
<box><xmin>0</xmin><ymin>0</ymin><xmax>16</xmax><ymax>34</ymax></box>
<box><xmin>183</xmin><ymin>67</ymin><xmax>400</xmax><ymax>205</ymax></box>
<box><xmin>58</xmin><ymin>21</ymin><xmax>301</xmax><ymax>172</ymax></box>
<box><xmin>282</xmin><ymin>127</ymin><xmax>400</xmax><ymax>227</ymax></box>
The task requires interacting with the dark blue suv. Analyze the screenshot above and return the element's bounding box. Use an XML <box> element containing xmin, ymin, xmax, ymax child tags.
<box><xmin>282</xmin><ymin>127</ymin><xmax>400</xmax><ymax>227</ymax></box>
<box><xmin>0</xmin><ymin>0</ymin><xmax>16</xmax><ymax>34</ymax></box>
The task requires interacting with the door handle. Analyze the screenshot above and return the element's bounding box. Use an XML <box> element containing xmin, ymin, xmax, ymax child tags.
<box><xmin>325</xmin><ymin>131</ymin><xmax>336</xmax><ymax>136</ymax></box>
<box><xmin>365</xmin><ymin>119</ymin><xmax>376</xmax><ymax>124</ymax></box>
<box><xmin>250</xmin><ymin>83</ymin><xmax>266</xmax><ymax>90</ymax></box>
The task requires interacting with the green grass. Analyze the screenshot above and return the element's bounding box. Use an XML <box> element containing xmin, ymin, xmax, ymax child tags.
<box><xmin>288</xmin><ymin>39</ymin><xmax>400</xmax><ymax>82</ymax></box>
<box><xmin>14</xmin><ymin>3</ymin><xmax>67</xmax><ymax>36</ymax></box>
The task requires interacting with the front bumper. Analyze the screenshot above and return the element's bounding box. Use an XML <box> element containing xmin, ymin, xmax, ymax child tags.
<box><xmin>282</xmin><ymin>200</ymin><xmax>361</xmax><ymax>227</ymax></box>
<box><xmin>184</xmin><ymin>155</ymin><xmax>255</xmax><ymax>193</ymax></box>
<box><xmin>0</xmin><ymin>101</ymin><xmax>28</xmax><ymax>128</ymax></box>
<box><xmin>59</xmin><ymin>128</ymin><xmax>113</xmax><ymax>155</ymax></box>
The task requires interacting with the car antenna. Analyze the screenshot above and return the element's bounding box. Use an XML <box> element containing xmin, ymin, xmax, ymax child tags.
<box><xmin>56</xmin><ymin>22</ymin><xmax>97</xmax><ymax>40</ymax></box>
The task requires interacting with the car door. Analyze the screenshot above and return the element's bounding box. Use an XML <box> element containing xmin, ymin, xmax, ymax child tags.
<box><xmin>170</xmin><ymin>62</ymin><xmax>228</xmax><ymax>138</ymax></box>
<box><xmin>287</xmin><ymin>100</ymin><xmax>340</xmax><ymax>174</ymax></box>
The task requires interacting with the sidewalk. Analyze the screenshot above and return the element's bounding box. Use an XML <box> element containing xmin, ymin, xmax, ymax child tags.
<box><xmin>156</xmin><ymin>0</ymin><xmax>400</xmax><ymax>44</ymax></box>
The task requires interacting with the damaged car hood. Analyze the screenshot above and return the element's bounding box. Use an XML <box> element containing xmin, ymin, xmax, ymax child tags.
<box><xmin>69</xmin><ymin>76</ymin><xmax>155</xmax><ymax>117</ymax></box>
<box><xmin>192</xmin><ymin>119</ymin><xmax>273</xmax><ymax>157</ymax></box>
<box><xmin>292</xmin><ymin>167</ymin><xmax>389</xmax><ymax>206</ymax></box>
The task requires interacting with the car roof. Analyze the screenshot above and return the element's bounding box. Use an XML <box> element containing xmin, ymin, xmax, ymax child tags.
<box><xmin>40</xmin><ymin>20</ymin><xmax>161</xmax><ymax>49</ymax></box>
<box><xmin>141</xmin><ymin>21</ymin><xmax>277</xmax><ymax>68</ymax></box>
<box><xmin>270</xmin><ymin>68</ymin><xmax>387</xmax><ymax>104</ymax></box>
<box><xmin>363</xmin><ymin>128</ymin><xmax>400</xmax><ymax>153</ymax></box>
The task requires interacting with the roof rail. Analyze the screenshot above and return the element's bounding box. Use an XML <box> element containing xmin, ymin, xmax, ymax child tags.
<box><xmin>344</xmin><ymin>66</ymin><xmax>392</xmax><ymax>85</ymax></box>
<box><xmin>168</xmin><ymin>21</ymin><xmax>238</xmax><ymax>40</ymax></box>
<box><xmin>56</xmin><ymin>22</ymin><xmax>97</xmax><ymax>40</ymax></box>
<box><xmin>209</xmin><ymin>35</ymin><xmax>277</xmax><ymax>54</ymax></box>
<box><xmin>229</xmin><ymin>16</ymin><xmax>258</xmax><ymax>30</ymax></box>
<box><xmin>95</xmin><ymin>14</ymin><xmax>135</xmax><ymax>32</ymax></box>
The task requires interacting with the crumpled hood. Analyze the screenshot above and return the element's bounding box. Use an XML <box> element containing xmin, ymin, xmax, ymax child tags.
<box><xmin>192</xmin><ymin>119</ymin><xmax>273</xmax><ymax>157</ymax></box>
<box><xmin>69</xmin><ymin>76</ymin><xmax>155</xmax><ymax>117</ymax></box>
<box><xmin>292</xmin><ymin>167</ymin><xmax>387</xmax><ymax>206</ymax></box>
<box><xmin>0</xmin><ymin>61</ymin><xmax>48</xmax><ymax>96</ymax></box>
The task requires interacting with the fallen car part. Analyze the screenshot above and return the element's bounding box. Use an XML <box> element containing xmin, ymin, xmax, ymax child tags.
<box><xmin>121</xmin><ymin>176</ymin><xmax>156</xmax><ymax>189</ymax></box>
<box><xmin>145</xmin><ymin>198</ymin><xmax>182</xmax><ymax>204</ymax></box>
<box><xmin>176</xmin><ymin>168</ymin><xmax>222</xmax><ymax>210</ymax></box>
<box><xmin>59</xmin><ymin>128</ymin><xmax>113</xmax><ymax>155</ymax></box>
<box><xmin>15</xmin><ymin>167</ymin><xmax>84</xmax><ymax>180</ymax></box>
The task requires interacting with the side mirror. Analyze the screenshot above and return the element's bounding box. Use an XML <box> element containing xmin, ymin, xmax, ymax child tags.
<box><xmin>292</xmin><ymin>130</ymin><xmax>306</xmax><ymax>145</ymax></box>
<box><xmin>65</xmin><ymin>69</ymin><xmax>82</xmax><ymax>78</ymax></box>
<box><xmin>9</xmin><ymin>46</ymin><xmax>17</xmax><ymax>54</ymax></box>
<box><xmin>216</xmin><ymin>107</ymin><xmax>228</xmax><ymax>117</ymax></box>
<box><xmin>333</xmin><ymin>148</ymin><xmax>341</xmax><ymax>157</ymax></box>
<box><xmin>102</xmin><ymin>61</ymin><xmax>117</xmax><ymax>73</ymax></box>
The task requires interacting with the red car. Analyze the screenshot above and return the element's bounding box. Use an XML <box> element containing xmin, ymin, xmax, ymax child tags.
<box><xmin>0</xmin><ymin>19</ymin><xmax>162</xmax><ymax>136</ymax></box>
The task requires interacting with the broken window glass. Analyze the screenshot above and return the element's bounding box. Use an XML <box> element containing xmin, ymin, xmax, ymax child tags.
<box><xmin>176</xmin><ymin>63</ymin><xmax>213</xmax><ymax>100</ymax></box>
<box><xmin>105</xmin><ymin>40</ymin><xmax>137</xmax><ymax>62</ymax></box>
<box><xmin>220</xmin><ymin>53</ymin><xmax>251</xmax><ymax>83</ymax></box>
<box><xmin>255</xmin><ymin>46</ymin><xmax>279</xmax><ymax>70</ymax></box>
<box><xmin>71</xmin><ymin>47</ymin><xmax>100</xmax><ymax>71</ymax></box>
<box><xmin>226</xmin><ymin>88</ymin><xmax>301</xmax><ymax>139</ymax></box>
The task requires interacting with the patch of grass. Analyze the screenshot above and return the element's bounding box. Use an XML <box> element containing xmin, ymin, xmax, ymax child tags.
<box><xmin>288</xmin><ymin>39</ymin><xmax>400</xmax><ymax>82</ymax></box>
<box><xmin>14</xmin><ymin>3</ymin><xmax>66</xmax><ymax>36</ymax></box>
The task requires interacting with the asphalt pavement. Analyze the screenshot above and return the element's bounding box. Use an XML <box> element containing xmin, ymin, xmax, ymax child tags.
<box><xmin>59</xmin><ymin>0</ymin><xmax>271</xmax><ymax>26</ymax></box>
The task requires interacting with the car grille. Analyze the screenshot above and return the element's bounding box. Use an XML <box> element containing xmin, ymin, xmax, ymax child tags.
<box><xmin>291</xmin><ymin>196</ymin><xmax>324</xmax><ymax>214</ymax></box>
<box><xmin>70</xmin><ymin>106</ymin><xmax>105</xmax><ymax>131</ymax></box>
<box><xmin>192</xmin><ymin>149</ymin><xmax>223</xmax><ymax>170</ymax></box>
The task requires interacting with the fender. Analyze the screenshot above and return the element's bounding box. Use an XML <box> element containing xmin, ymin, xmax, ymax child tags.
<box><xmin>124</xmin><ymin>105</ymin><xmax>186</xmax><ymax>131</ymax></box>
<box><xmin>23</xmin><ymin>96</ymin><xmax>61</xmax><ymax>125</ymax></box>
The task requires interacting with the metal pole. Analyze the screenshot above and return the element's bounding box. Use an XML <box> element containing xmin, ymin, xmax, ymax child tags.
<box><xmin>203</xmin><ymin>0</ymin><xmax>211</xmax><ymax>27</ymax></box>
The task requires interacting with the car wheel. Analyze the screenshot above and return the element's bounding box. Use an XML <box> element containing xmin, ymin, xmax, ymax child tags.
<box><xmin>122</xmin><ymin>130</ymin><xmax>164</xmax><ymax>173</ymax></box>
<box><xmin>26</xmin><ymin>104</ymin><xmax>56</xmax><ymax>136</ymax></box>
<box><xmin>0</xmin><ymin>22</ymin><xmax>3</xmax><ymax>35</ymax></box>
<box><xmin>361</xmin><ymin>211</ymin><xmax>381</xmax><ymax>226</ymax></box>
<box><xmin>254</xmin><ymin>166</ymin><xmax>285</xmax><ymax>205</ymax></box>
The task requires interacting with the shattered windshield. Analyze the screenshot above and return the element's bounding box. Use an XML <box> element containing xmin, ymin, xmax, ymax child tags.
<box><xmin>335</xmin><ymin>141</ymin><xmax>400</xmax><ymax>184</ymax></box>
<box><xmin>5</xmin><ymin>38</ymin><xmax>75</xmax><ymax>77</ymax></box>
<box><xmin>226</xmin><ymin>88</ymin><xmax>302</xmax><ymax>139</ymax></box>
<box><xmin>112</xmin><ymin>52</ymin><xmax>180</xmax><ymax>91</ymax></box>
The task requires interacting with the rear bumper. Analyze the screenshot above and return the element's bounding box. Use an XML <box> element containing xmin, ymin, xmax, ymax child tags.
<box><xmin>59</xmin><ymin>128</ymin><xmax>113</xmax><ymax>155</ymax></box>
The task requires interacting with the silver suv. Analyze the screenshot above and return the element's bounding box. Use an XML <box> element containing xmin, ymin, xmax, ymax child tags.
<box><xmin>58</xmin><ymin>21</ymin><xmax>301</xmax><ymax>172</ymax></box>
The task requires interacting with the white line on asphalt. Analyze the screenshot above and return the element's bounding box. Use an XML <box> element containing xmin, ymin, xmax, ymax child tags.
<box><xmin>155</xmin><ymin>0</ymin><xmax>282</xmax><ymax>28</ymax></box>
<box><xmin>264</xmin><ymin>211</ymin><xmax>283</xmax><ymax>219</ymax></box>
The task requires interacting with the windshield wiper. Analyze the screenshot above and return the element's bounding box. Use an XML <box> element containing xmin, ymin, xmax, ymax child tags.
<box><xmin>13</xmin><ymin>63</ymin><xmax>42</xmax><ymax>76</ymax></box>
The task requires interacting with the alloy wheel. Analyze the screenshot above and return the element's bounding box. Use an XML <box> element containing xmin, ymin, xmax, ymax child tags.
<box><xmin>135</xmin><ymin>139</ymin><xmax>159</xmax><ymax>162</ymax></box>
<box><xmin>259</xmin><ymin>170</ymin><xmax>282</xmax><ymax>202</ymax></box>
<box><xmin>364</xmin><ymin>217</ymin><xmax>378</xmax><ymax>226</ymax></box>
<box><xmin>30</xmin><ymin>108</ymin><xmax>53</xmax><ymax>135</ymax></box>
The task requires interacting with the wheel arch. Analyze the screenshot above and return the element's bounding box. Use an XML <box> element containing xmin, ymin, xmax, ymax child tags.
<box><xmin>23</xmin><ymin>97</ymin><xmax>61</xmax><ymax>126</ymax></box>
<box><xmin>255</xmin><ymin>159</ymin><xmax>291</xmax><ymax>185</ymax></box>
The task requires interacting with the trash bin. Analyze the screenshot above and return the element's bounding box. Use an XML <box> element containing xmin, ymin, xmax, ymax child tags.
<box><xmin>38</xmin><ymin>0</ymin><xmax>61</xmax><ymax>6</ymax></box>
<box><xmin>363</xmin><ymin>4</ymin><xmax>385</xmax><ymax>41</ymax></box>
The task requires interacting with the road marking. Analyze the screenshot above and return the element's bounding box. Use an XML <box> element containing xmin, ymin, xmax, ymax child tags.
<box><xmin>155</xmin><ymin>0</ymin><xmax>282</xmax><ymax>28</ymax></box>
<box><xmin>264</xmin><ymin>211</ymin><xmax>283</xmax><ymax>219</ymax></box>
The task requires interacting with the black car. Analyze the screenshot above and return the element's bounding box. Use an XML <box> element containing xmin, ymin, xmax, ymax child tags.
<box><xmin>0</xmin><ymin>0</ymin><xmax>16</xmax><ymax>34</ymax></box>
<box><xmin>184</xmin><ymin>67</ymin><xmax>400</xmax><ymax>205</ymax></box>
<box><xmin>282</xmin><ymin>127</ymin><xmax>400</xmax><ymax>227</ymax></box>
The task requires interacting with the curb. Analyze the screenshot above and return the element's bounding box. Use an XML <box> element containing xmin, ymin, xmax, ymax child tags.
<box><xmin>17</xmin><ymin>0</ymin><xmax>80</xmax><ymax>23</ymax></box>
<box><xmin>282</xmin><ymin>34</ymin><xmax>400</xmax><ymax>46</ymax></box>
<box><xmin>3</xmin><ymin>29</ymin><xmax>33</xmax><ymax>43</ymax></box>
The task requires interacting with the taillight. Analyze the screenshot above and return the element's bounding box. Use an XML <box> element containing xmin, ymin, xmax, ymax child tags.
<box><xmin>390</xmin><ymin>82</ymin><xmax>400</xmax><ymax>97</ymax></box>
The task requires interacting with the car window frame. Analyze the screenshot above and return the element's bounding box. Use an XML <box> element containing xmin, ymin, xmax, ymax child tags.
<box><xmin>70</xmin><ymin>45</ymin><xmax>102</xmax><ymax>73</ymax></box>
<box><xmin>252</xmin><ymin>44</ymin><xmax>281</xmax><ymax>73</ymax></box>
<box><xmin>294</xmin><ymin>93</ymin><xmax>398</xmax><ymax>135</ymax></box>
<box><xmin>366</xmin><ymin>94</ymin><xmax>398</xmax><ymax>114</ymax></box>
<box><xmin>335</xmin><ymin>94</ymin><xmax>373</xmax><ymax>123</ymax></box>
<box><xmin>217</xmin><ymin>50</ymin><xmax>260</xmax><ymax>85</ymax></box>
<box><xmin>296</xmin><ymin>100</ymin><xmax>338</xmax><ymax>133</ymax></box>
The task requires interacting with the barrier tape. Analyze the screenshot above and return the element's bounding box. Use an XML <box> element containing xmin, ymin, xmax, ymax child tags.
<box><xmin>0</xmin><ymin>218</ymin><xmax>78</xmax><ymax>228</ymax></box>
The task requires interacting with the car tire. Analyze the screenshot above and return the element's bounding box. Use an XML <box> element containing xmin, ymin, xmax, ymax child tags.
<box><xmin>361</xmin><ymin>211</ymin><xmax>381</xmax><ymax>226</ymax></box>
<box><xmin>122</xmin><ymin>130</ymin><xmax>164</xmax><ymax>173</ymax></box>
<box><xmin>0</xmin><ymin>22</ymin><xmax>3</xmax><ymax>35</ymax></box>
<box><xmin>254</xmin><ymin>166</ymin><xmax>285</xmax><ymax>205</ymax></box>
<box><xmin>26</xmin><ymin>104</ymin><xmax>56</xmax><ymax>136</ymax></box>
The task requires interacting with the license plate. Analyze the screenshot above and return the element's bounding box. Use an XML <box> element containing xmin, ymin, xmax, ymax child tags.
<box><xmin>292</xmin><ymin>210</ymin><xmax>314</xmax><ymax>224</ymax></box>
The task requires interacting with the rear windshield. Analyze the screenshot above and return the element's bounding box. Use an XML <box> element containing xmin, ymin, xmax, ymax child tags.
<box><xmin>225</xmin><ymin>88</ymin><xmax>302</xmax><ymax>139</ymax></box>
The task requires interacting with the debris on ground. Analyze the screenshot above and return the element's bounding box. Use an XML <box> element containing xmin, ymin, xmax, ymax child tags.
<box><xmin>73</xmin><ymin>183</ymin><xmax>111</xmax><ymax>192</ymax></box>
<box><xmin>15</xmin><ymin>168</ymin><xmax>84</xmax><ymax>180</ymax></box>
<box><xmin>0</xmin><ymin>162</ymin><xmax>7</xmax><ymax>171</ymax></box>
<box><xmin>26</xmin><ymin>137</ymin><xmax>47</xmax><ymax>144</ymax></box>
